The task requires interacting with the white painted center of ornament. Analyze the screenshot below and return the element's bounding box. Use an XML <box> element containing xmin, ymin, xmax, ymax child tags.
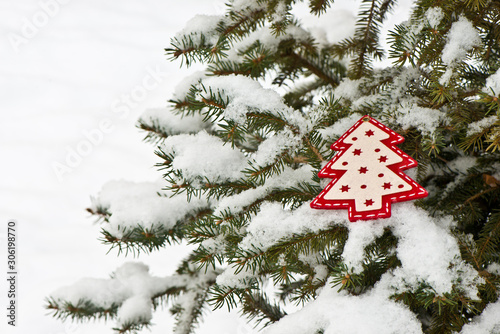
<box><xmin>322</xmin><ymin>122</ymin><xmax>412</xmax><ymax>212</ymax></box>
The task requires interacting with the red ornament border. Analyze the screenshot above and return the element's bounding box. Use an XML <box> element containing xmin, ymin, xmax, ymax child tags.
<box><xmin>310</xmin><ymin>115</ymin><xmax>428</xmax><ymax>222</ymax></box>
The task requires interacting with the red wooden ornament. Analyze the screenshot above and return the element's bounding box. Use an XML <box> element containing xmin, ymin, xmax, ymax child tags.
<box><xmin>310</xmin><ymin>115</ymin><xmax>428</xmax><ymax>222</ymax></box>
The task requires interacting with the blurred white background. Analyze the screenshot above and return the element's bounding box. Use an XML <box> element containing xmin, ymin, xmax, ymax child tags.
<box><xmin>0</xmin><ymin>1</ymin><xmax>411</xmax><ymax>333</ymax></box>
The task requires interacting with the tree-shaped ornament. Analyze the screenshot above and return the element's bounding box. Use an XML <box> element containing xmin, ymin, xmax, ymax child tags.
<box><xmin>311</xmin><ymin>115</ymin><xmax>428</xmax><ymax>222</ymax></box>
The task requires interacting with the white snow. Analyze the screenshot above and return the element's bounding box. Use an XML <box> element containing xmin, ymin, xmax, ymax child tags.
<box><xmin>90</xmin><ymin>180</ymin><xmax>209</xmax><ymax>237</ymax></box>
<box><xmin>486</xmin><ymin>262</ymin><xmax>500</xmax><ymax>275</ymax></box>
<box><xmin>231</xmin><ymin>0</ymin><xmax>266</xmax><ymax>12</ymax></box>
<box><xmin>396</xmin><ymin>103</ymin><xmax>449</xmax><ymax>135</ymax></box>
<box><xmin>199</xmin><ymin>75</ymin><xmax>309</xmax><ymax>132</ymax></box>
<box><xmin>441</xmin><ymin>16</ymin><xmax>481</xmax><ymax>66</ymax></box>
<box><xmin>389</xmin><ymin>67</ymin><xmax>421</xmax><ymax>102</ymax></box>
<box><xmin>175</xmin><ymin>15</ymin><xmax>225</xmax><ymax>46</ymax></box>
<box><xmin>318</xmin><ymin>113</ymin><xmax>363</xmax><ymax>140</ymax></box>
<box><xmin>252</xmin><ymin>129</ymin><xmax>302</xmax><ymax>166</ymax></box>
<box><xmin>160</xmin><ymin>130</ymin><xmax>248</xmax><ymax>186</ymax></box>
<box><xmin>230</xmin><ymin>25</ymin><xmax>310</xmax><ymax>55</ymax></box>
<box><xmin>459</xmin><ymin>298</ymin><xmax>500</xmax><ymax>334</ymax></box>
<box><xmin>214</xmin><ymin>165</ymin><xmax>314</xmax><ymax>216</ymax></box>
<box><xmin>117</xmin><ymin>296</ymin><xmax>153</xmax><ymax>326</ymax></box>
<box><xmin>342</xmin><ymin>222</ymin><xmax>387</xmax><ymax>273</ymax></box>
<box><xmin>201</xmin><ymin>75</ymin><xmax>287</xmax><ymax>123</ymax></box>
<box><xmin>243</xmin><ymin>201</ymin><xmax>482</xmax><ymax>298</ymax></box>
<box><xmin>425</xmin><ymin>7</ymin><xmax>444</xmax><ymax>28</ymax></box>
<box><xmin>139</xmin><ymin>108</ymin><xmax>210</xmax><ymax>136</ymax></box>
<box><xmin>270</xmin><ymin>2</ymin><xmax>288</xmax><ymax>23</ymax></box>
<box><xmin>483</xmin><ymin>68</ymin><xmax>500</xmax><ymax>95</ymax></box>
<box><xmin>439</xmin><ymin>16</ymin><xmax>481</xmax><ymax>84</ymax></box>
<box><xmin>467</xmin><ymin>115</ymin><xmax>498</xmax><ymax>136</ymax></box>
<box><xmin>264</xmin><ymin>282</ymin><xmax>423</xmax><ymax>334</ymax></box>
<box><xmin>172</xmin><ymin>71</ymin><xmax>207</xmax><ymax>100</ymax></box>
<box><xmin>292</xmin><ymin>1</ymin><xmax>356</xmax><ymax>47</ymax></box>
<box><xmin>432</xmin><ymin>155</ymin><xmax>477</xmax><ymax>202</ymax></box>
<box><xmin>240</xmin><ymin>202</ymin><xmax>349</xmax><ymax>252</ymax></box>
<box><xmin>334</xmin><ymin>78</ymin><xmax>364</xmax><ymax>101</ymax></box>
<box><xmin>380</xmin><ymin>203</ymin><xmax>483</xmax><ymax>297</ymax></box>
<box><xmin>51</xmin><ymin>262</ymin><xmax>188</xmax><ymax>324</ymax></box>
<box><xmin>312</xmin><ymin>263</ymin><xmax>329</xmax><ymax>283</ymax></box>
<box><xmin>171</xmin><ymin>267</ymin><xmax>219</xmax><ymax>334</ymax></box>
<box><xmin>216</xmin><ymin>264</ymin><xmax>257</xmax><ymax>288</ymax></box>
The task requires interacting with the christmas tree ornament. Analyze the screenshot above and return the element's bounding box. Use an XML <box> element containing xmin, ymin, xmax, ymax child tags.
<box><xmin>311</xmin><ymin>115</ymin><xmax>428</xmax><ymax>222</ymax></box>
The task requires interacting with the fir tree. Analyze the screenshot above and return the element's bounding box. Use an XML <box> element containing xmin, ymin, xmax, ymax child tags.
<box><xmin>47</xmin><ymin>1</ymin><xmax>500</xmax><ymax>333</ymax></box>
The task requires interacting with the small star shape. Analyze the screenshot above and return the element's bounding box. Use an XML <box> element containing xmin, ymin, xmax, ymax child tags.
<box><xmin>340</xmin><ymin>185</ymin><xmax>350</xmax><ymax>192</ymax></box>
<box><xmin>378</xmin><ymin>155</ymin><xmax>388</xmax><ymax>163</ymax></box>
<box><xmin>365</xmin><ymin>130</ymin><xmax>375</xmax><ymax>137</ymax></box>
<box><xmin>364</xmin><ymin>199</ymin><xmax>374</xmax><ymax>206</ymax></box>
<box><xmin>358</xmin><ymin>166</ymin><xmax>368</xmax><ymax>174</ymax></box>
<box><xmin>353</xmin><ymin>149</ymin><xmax>362</xmax><ymax>156</ymax></box>
<box><xmin>382</xmin><ymin>182</ymin><xmax>392</xmax><ymax>190</ymax></box>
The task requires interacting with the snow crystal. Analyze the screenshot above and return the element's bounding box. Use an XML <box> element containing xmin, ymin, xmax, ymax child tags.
<box><xmin>483</xmin><ymin>68</ymin><xmax>500</xmax><ymax>95</ymax></box>
<box><xmin>333</xmin><ymin>78</ymin><xmax>363</xmax><ymax>101</ymax></box>
<box><xmin>312</xmin><ymin>264</ymin><xmax>329</xmax><ymax>283</ymax></box>
<box><xmin>467</xmin><ymin>115</ymin><xmax>498</xmax><ymax>137</ymax></box>
<box><xmin>51</xmin><ymin>262</ymin><xmax>189</xmax><ymax>315</ymax></box>
<box><xmin>441</xmin><ymin>156</ymin><xmax>477</xmax><ymax>197</ymax></box>
<box><xmin>161</xmin><ymin>130</ymin><xmax>248</xmax><ymax>186</ymax></box>
<box><xmin>381</xmin><ymin>203</ymin><xmax>482</xmax><ymax>296</ymax></box>
<box><xmin>214</xmin><ymin>165</ymin><xmax>313</xmax><ymax>217</ymax></box>
<box><xmin>402</xmin><ymin>19</ymin><xmax>424</xmax><ymax>51</ymax></box>
<box><xmin>232</xmin><ymin>25</ymin><xmax>309</xmax><ymax>54</ymax></box>
<box><xmin>293</xmin><ymin>4</ymin><xmax>356</xmax><ymax>47</ymax></box>
<box><xmin>139</xmin><ymin>108</ymin><xmax>210</xmax><ymax>136</ymax></box>
<box><xmin>51</xmin><ymin>277</ymin><xmax>125</xmax><ymax>310</ymax></box>
<box><xmin>242</xmin><ymin>197</ymin><xmax>480</xmax><ymax>298</ymax></box>
<box><xmin>231</xmin><ymin>0</ymin><xmax>266</xmax><ymax>12</ymax></box>
<box><xmin>396</xmin><ymin>103</ymin><xmax>448</xmax><ymax>135</ymax></box>
<box><xmin>239</xmin><ymin>202</ymin><xmax>349</xmax><ymax>252</ymax></box>
<box><xmin>200</xmin><ymin>234</ymin><xmax>226</xmax><ymax>253</ymax></box>
<box><xmin>459</xmin><ymin>299</ymin><xmax>500</xmax><ymax>334</ymax></box>
<box><xmin>175</xmin><ymin>15</ymin><xmax>224</xmax><ymax>46</ymax></box>
<box><xmin>440</xmin><ymin>68</ymin><xmax>454</xmax><ymax>85</ymax></box>
<box><xmin>486</xmin><ymin>262</ymin><xmax>500</xmax><ymax>275</ymax></box>
<box><xmin>448</xmin><ymin>155</ymin><xmax>477</xmax><ymax>174</ymax></box>
<box><xmin>441</xmin><ymin>16</ymin><xmax>481</xmax><ymax>66</ymax></box>
<box><xmin>216</xmin><ymin>264</ymin><xmax>257</xmax><ymax>289</ymax></box>
<box><xmin>317</xmin><ymin>113</ymin><xmax>363</xmax><ymax>141</ymax></box>
<box><xmin>172</xmin><ymin>71</ymin><xmax>206</xmax><ymax>100</ymax></box>
<box><xmin>252</xmin><ymin>129</ymin><xmax>301</xmax><ymax>166</ymax></box>
<box><xmin>425</xmin><ymin>7</ymin><xmax>444</xmax><ymax>28</ymax></box>
<box><xmin>342</xmin><ymin>222</ymin><xmax>387</xmax><ymax>273</ymax></box>
<box><xmin>199</xmin><ymin>75</ymin><xmax>309</xmax><ymax>132</ymax></box>
<box><xmin>264</xmin><ymin>282</ymin><xmax>422</xmax><ymax>334</ymax></box>
<box><xmin>90</xmin><ymin>180</ymin><xmax>208</xmax><ymax>237</ymax></box>
<box><xmin>117</xmin><ymin>295</ymin><xmax>153</xmax><ymax>326</ymax></box>
<box><xmin>389</xmin><ymin>67</ymin><xmax>421</xmax><ymax>102</ymax></box>
<box><xmin>270</xmin><ymin>1</ymin><xmax>288</xmax><ymax>23</ymax></box>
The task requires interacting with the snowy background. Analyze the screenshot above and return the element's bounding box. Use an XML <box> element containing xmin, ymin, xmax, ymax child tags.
<box><xmin>0</xmin><ymin>1</ymin><xmax>412</xmax><ymax>333</ymax></box>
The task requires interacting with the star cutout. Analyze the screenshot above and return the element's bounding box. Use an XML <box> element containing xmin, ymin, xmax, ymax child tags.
<box><xmin>340</xmin><ymin>185</ymin><xmax>350</xmax><ymax>192</ymax></box>
<box><xmin>382</xmin><ymin>182</ymin><xmax>392</xmax><ymax>190</ymax></box>
<box><xmin>364</xmin><ymin>199</ymin><xmax>374</xmax><ymax>206</ymax></box>
<box><xmin>353</xmin><ymin>149</ymin><xmax>362</xmax><ymax>156</ymax></box>
<box><xmin>378</xmin><ymin>155</ymin><xmax>388</xmax><ymax>163</ymax></box>
<box><xmin>358</xmin><ymin>166</ymin><xmax>368</xmax><ymax>174</ymax></box>
<box><xmin>365</xmin><ymin>130</ymin><xmax>375</xmax><ymax>137</ymax></box>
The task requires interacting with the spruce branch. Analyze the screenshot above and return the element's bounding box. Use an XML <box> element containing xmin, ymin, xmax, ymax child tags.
<box><xmin>241</xmin><ymin>291</ymin><xmax>287</xmax><ymax>327</ymax></box>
